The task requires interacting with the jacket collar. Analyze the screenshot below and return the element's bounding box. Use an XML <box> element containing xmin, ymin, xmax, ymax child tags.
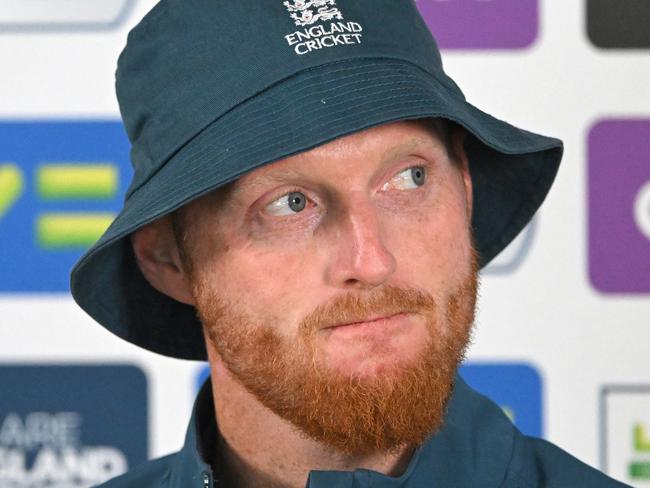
<box><xmin>168</xmin><ymin>378</ymin><xmax>215</xmax><ymax>488</ymax></box>
<box><xmin>170</xmin><ymin>375</ymin><xmax>515</xmax><ymax>488</ymax></box>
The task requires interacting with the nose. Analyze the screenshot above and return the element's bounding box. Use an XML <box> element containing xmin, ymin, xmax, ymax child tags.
<box><xmin>323</xmin><ymin>195</ymin><xmax>397</xmax><ymax>289</ymax></box>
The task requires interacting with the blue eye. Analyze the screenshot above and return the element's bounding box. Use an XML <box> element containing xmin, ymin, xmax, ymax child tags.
<box><xmin>384</xmin><ymin>166</ymin><xmax>427</xmax><ymax>191</ymax></box>
<box><xmin>410</xmin><ymin>166</ymin><xmax>426</xmax><ymax>186</ymax></box>
<box><xmin>266</xmin><ymin>191</ymin><xmax>308</xmax><ymax>216</ymax></box>
<box><xmin>287</xmin><ymin>192</ymin><xmax>307</xmax><ymax>212</ymax></box>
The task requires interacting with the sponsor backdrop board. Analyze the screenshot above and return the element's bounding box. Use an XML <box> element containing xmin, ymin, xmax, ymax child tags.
<box><xmin>602</xmin><ymin>386</ymin><xmax>650</xmax><ymax>486</ymax></box>
<box><xmin>0</xmin><ymin>365</ymin><xmax>147</xmax><ymax>488</ymax></box>
<box><xmin>0</xmin><ymin>0</ymin><xmax>648</xmax><ymax>486</ymax></box>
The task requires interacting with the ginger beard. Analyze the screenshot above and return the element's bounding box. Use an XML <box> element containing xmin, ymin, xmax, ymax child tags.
<box><xmin>193</xmin><ymin>248</ymin><xmax>479</xmax><ymax>456</ymax></box>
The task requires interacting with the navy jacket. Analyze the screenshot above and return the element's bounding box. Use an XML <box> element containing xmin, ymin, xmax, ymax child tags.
<box><xmin>99</xmin><ymin>376</ymin><xmax>629</xmax><ymax>487</ymax></box>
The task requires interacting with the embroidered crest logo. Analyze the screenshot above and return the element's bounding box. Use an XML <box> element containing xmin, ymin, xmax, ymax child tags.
<box><xmin>283</xmin><ymin>0</ymin><xmax>364</xmax><ymax>55</ymax></box>
<box><xmin>283</xmin><ymin>0</ymin><xmax>343</xmax><ymax>26</ymax></box>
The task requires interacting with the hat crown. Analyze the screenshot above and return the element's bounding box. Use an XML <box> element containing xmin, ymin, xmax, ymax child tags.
<box><xmin>116</xmin><ymin>0</ymin><xmax>454</xmax><ymax>198</ymax></box>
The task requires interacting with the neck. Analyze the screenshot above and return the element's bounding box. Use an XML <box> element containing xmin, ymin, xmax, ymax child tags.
<box><xmin>207</xmin><ymin>357</ymin><xmax>414</xmax><ymax>488</ymax></box>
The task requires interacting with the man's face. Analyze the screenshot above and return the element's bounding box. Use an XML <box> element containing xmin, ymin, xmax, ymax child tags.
<box><xmin>176</xmin><ymin>119</ymin><xmax>478</xmax><ymax>454</ymax></box>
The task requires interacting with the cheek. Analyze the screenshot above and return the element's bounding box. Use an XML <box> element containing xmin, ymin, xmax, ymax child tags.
<box><xmin>385</xmin><ymin>185</ymin><xmax>472</xmax><ymax>286</ymax></box>
<box><xmin>196</xmin><ymin>239</ymin><xmax>323</xmax><ymax>327</ymax></box>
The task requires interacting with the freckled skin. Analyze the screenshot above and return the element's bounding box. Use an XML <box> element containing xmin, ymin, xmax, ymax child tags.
<box><xmin>181</xmin><ymin>119</ymin><xmax>473</xmax><ymax>372</ymax></box>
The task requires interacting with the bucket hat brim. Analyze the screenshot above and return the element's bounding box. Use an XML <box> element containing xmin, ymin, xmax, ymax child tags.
<box><xmin>71</xmin><ymin>58</ymin><xmax>562</xmax><ymax>360</ymax></box>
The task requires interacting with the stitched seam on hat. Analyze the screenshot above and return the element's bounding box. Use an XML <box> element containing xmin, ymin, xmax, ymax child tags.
<box><xmin>135</xmin><ymin>61</ymin><xmax>416</xmax><ymax>167</ymax></box>
<box><xmin>127</xmin><ymin>78</ymin><xmax>429</xmax><ymax>198</ymax></box>
<box><xmin>177</xmin><ymin>80</ymin><xmax>428</xmax><ymax>169</ymax></box>
<box><xmin>125</xmin><ymin>62</ymin><xmax>414</xmax><ymax>196</ymax></box>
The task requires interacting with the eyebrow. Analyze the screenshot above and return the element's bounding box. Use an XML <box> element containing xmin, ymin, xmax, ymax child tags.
<box><xmin>379</xmin><ymin>137</ymin><xmax>429</xmax><ymax>166</ymax></box>
<box><xmin>229</xmin><ymin>166</ymin><xmax>310</xmax><ymax>201</ymax></box>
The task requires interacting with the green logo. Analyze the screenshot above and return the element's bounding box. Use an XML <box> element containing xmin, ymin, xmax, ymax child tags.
<box><xmin>35</xmin><ymin>163</ymin><xmax>118</xmax><ymax>248</ymax></box>
<box><xmin>0</xmin><ymin>162</ymin><xmax>117</xmax><ymax>248</ymax></box>
<box><xmin>37</xmin><ymin>164</ymin><xmax>118</xmax><ymax>200</ymax></box>
<box><xmin>630</xmin><ymin>422</ymin><xmax>650</xmax><ymax>479</ymax></box>
<box><xmin>634</xmin><ymin>423</ymin><xmax>650</xmax><ymax>452</ymax></box>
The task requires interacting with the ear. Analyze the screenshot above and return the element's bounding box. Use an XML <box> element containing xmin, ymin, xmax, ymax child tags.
<box><xmin>131</xmin><ymin>216</ymin><xmax>195</xmax><ymax>305</ymax></box>
<box><xmin>452</xmin><ymin>129</ymin><xmax>473</xmax><ymax>220</ymax></box>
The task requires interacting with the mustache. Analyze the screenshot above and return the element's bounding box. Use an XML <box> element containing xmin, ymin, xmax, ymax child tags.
<box><xmin>299</xmin><ymin>285</ymin><xmax>436</xmax><ymax>334</ymax></box>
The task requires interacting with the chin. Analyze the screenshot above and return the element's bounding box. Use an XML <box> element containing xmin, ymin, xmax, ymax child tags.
<box><xmin>324</xmin><ymin>344</ymin><xmax>429</xmax><ymax>381</ymax></box>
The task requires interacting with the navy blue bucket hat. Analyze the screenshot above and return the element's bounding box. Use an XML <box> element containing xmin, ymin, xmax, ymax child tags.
<box><xmin>70</xmin><ymin>0</ymin><xmax>563</xmax><ymax>360</ymax></box>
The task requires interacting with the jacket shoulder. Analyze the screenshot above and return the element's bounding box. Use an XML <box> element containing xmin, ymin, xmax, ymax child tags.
<box><xmin>95</xmin><ymin>453</ymin><xmax>175</xmax><ymax>487</ymax></box>
<box><xmin>502</xmin><ymin>434</ymin><xmax>631</xmax><ymax>488</ymax></box>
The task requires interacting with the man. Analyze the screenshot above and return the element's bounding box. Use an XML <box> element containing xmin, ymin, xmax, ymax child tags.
<box><xmin>70</xmin><ymin>0</ymin><xmax>628</xmax><ymax>486</ymax></box>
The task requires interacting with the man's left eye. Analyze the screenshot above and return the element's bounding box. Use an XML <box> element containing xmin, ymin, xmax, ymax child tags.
<box><xmin>265</xmin><ymin>191</ymin><xmax>309</xmax><ymax>216</ymax></box>
<box><xmin>383</xmin><ymin>166</ymin><xmax>427</xmax><ymax>191</ymax></box>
